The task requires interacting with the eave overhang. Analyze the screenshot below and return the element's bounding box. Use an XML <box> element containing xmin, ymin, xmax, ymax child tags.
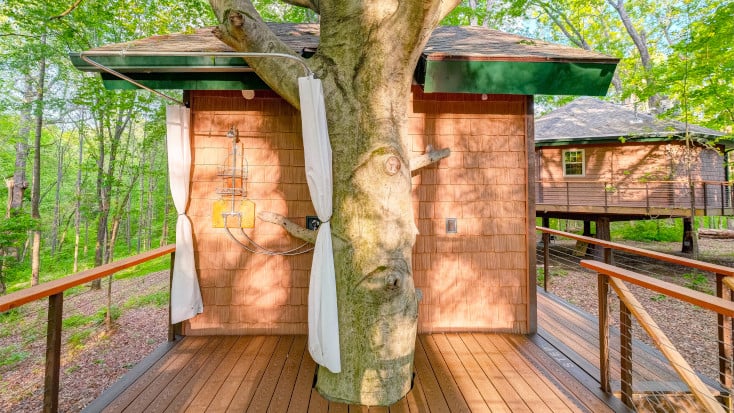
<box><xmin>69</xmin><ymin>25</ymin><xmax>620</xmax><ymax>97</ymax></box>
<box><xmin>419</xmin><ymin>55</ymin><xmax>617</xmax><ymax>96</ymax></box>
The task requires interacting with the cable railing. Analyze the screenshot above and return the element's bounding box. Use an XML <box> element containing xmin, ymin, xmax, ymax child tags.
<box><xmin>537</xmin><ymin>226</ymin><xmax>734</xmax><ymax>412</ymax></box>
<box><xmin>536</xmin><ymin>180</ymin><xmax>734</xmax><ymax>215</ymax></box>
<box><xmin>0</xmin><ymin>245</ymin><xmax>176</xmax><ymax>413</ymax></box>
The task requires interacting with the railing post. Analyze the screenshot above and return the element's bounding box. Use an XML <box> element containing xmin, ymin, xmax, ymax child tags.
<box><xmin>717</xmin><ymin>274</ymin><xmax>733</xmax><ymax>394</ymax></box>
<box><xmin>168</xmin><ymin>251</ymin><xmax>181</xmax><ymax>341</ymax></box>
<box><xmin>598</xmin><ymin>273</ymin><xmax>611</xmax><ymax>393</ymax></box>
<box><xmin>542</xmin><ymin>232</ymin><xmax>550</xmax><ymax>292</ymax></box>
<box><xmin>704</xmin><ymin>182</ymin><xmax>708</xmax><ymax>214</ymax></box>
<box><xmin>44</xmin><ymin>293</ymin><xmax>63</xmax><ymax>413</ymax></box>
<box><xmin>645</xmin><ymin>181</ymin><xmax>650</xmax><ymax>212</ymax></box>
<box><xmin>566</xmin><ymin>182</ymin><xmax>570</xmax><ymax>211</ymax></box>
<box><xmin>604</xmin><ymin>181</ymin><xmax>608</xmax><ymax>211</ymax></box>
<box><xmin>620</xmin><ymin>301</ymin><xmax>634</xmax><ymax>409</ymax></box>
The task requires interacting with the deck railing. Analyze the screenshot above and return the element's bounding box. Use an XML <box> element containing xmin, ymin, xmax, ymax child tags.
<box><xmin>536</xmin><ymin>180</ymin><xmax>733</xmax><ymax>215</ymax></box>
<box><xmin>537</xmin><ymin>226</ymin><xmax>734</xmax><ymax>412</ymax></box>
<box><xmin>0</xmin><ymin>245</ymin><xmax>176</xmax><ymax>413</ymax></box>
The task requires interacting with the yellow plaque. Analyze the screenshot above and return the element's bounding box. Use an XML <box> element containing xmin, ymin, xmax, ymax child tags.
<box><xmin>212</xmin><ymin>199</ymin><xmax>256</xmax><ymax>228</ymax></box>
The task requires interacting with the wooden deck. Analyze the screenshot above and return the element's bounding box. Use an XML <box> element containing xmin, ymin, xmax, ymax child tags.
<box><xmin>85</xmin><ymin>330</ymin><xmax>618</xmax><ymax>413</ymax></box>
<box><xmin>536</xmin><ymin>289</ymin><xmax>724</xmax><ymax>411</ymax></box>
<box><xmin>86</xmin><ymin>291</ymin><xmax>720</xmax><ymax>412</ymax></box>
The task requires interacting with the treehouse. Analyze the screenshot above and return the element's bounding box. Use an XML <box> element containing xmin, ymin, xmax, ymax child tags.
<box><xmin>0</xmin><ymin>22</ymin><xmax>726</xmax><ymax>413</ymax></box>
<box><xmin>534</xmin><ymin>97</ymin><xmax>733</xmax><ymax>249</ymax></box>
<box><xmin>15</xmin><ymin>22</ymin><xmax>734</xmax><ymax>412</ymax></box>
<box><xmin>70</xmin><ymin>23</ymin><xmax>619</xmax><ymax>338</ymax></box>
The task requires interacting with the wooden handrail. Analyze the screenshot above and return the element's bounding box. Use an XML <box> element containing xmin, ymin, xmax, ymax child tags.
<box><xmin>538</xmin><ymin>226</ymin><xmax>734</xmax><ymax>278</ymax></box>
<box><xmin>609</xmin><ymin>277</ymin><xmax>725</xmax><ymax>413</ymax></box>
<box><xmin>0</xmin><ymin>244</ymin><xmax>176</xmax><ymax>313</ymax></box>
<box><xmin>581</xmin><ymin>260</ymin><xmax>734</xmax><ymax>317</ymax></box>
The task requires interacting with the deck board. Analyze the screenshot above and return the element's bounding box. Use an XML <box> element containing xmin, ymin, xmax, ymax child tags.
<box><xmin>537</xmin><ymin>289</ymin><xmax>693</xmax><ymax>389</ymax></box>
<box><xmin>91</xmin><ymin>291</ymin><xmax>702</xmax><ymax>413</ymax></box>
<box><xmin>92</xmin><ymin>332</ymin><xmax>597</xmax><ymax>412</ymax></box>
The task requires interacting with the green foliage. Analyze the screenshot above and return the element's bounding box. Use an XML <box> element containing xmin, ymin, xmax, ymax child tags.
<box><xmin>683</xmin><ymin>272</ymin><xmax>712</xmax><ymax>294</ymax></box>
<box><xmin>650</xmin><ymin>293</ymin><xmax>667</xmax><ymax>302</ymax></box>
<box><xmin>125</xmin><ymin>290</ymin><xmax>169</xmax><ymax>309</ymax></box>
<box><xmin>612</xmin><ymin>219</ymin><xmax>682</xmax><ymax>242</ymax></box>
<box><xmin>114</xmin><ymin>256</ymin><xmax>171</xmax><ymax>281</ymax></box>
<box><xmin>0</xmin><ymin>344</ymin><xmax>29</xmax><ymax>368</ymax></box>
<box><xmin>67</xmin><ymin>329</ymin><xmax>93</xmax><ymax>349</ymax></box>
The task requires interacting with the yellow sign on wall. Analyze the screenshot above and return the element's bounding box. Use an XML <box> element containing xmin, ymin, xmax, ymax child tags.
<box><xmin>212</xmin><ymin>199</ymin><xmax>255</xmax><ymax>228</ymax></box>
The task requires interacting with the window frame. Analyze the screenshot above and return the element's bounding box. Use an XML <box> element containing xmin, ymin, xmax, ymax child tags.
<box><xmin>562</xmin><ymin>149</ymin><xmax>586</xmax><ymax>177</ymax></box>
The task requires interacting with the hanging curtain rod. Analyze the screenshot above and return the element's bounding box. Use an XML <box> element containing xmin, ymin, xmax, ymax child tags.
<box><xmin>79</xmin><ymin>51</ymin><xmax>312</xmax><ymax>106</ymax></box>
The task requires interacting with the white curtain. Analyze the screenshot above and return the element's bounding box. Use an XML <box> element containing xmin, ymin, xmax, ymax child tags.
<box><xmin>166</xmin><ymin>105</ymin><xmax>203</xmax><ymax>324</ymax></box>
<box><xmin>298</xmin><ymin>76</ymin><xmax>341</xmax><ymax>373</ymax></box>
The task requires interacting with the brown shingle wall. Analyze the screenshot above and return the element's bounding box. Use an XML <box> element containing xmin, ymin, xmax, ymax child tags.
<box><xmin>537</xmin><ymin>142</ymin><xmax>725</xmax><ymax>183</ymax></box>
<box><xmin>186</xmin><ymin>90</ymin><xmax>313</xmax><ymax>335</ymax></box>
<box><xmin>410</xmin><ymin>87</ymin><xmax>529</xmax><ymax>334</ymax></box>
<box><xmin>185</xmin><ymin>88</ymin><xmax>530</xmax><ymax>335</ymax></box>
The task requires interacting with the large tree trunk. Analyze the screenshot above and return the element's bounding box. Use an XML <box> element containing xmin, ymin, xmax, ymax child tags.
<box><xmin>209</xmin><ymin>0</ymin><xmax>458</xmax><ymax>406</ymax></box>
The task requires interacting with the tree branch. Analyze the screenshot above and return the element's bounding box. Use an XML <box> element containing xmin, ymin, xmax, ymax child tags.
<box><xmin>410</xmin><ymin>145</ymin><xmax>450</xmax><ymax>172</ymax></box>
<box><xmin>50</xmin><ymin>0</ymin><xmax>85</xmax><ymax>20</ymax></box>
<box><xmin>437</xmin><ymin>0</ymin><xmax>463</xmax><ymax>21</ymax></box>
<box><xmin>281</xmin><ymin>0</ymin><xmax>320</xmax><ymax>13</ymax></box>
<box><xmin>208</xmin><ymin>0</ymin><xmax>308</xmax><ymax>108</ymax></box>
<box><xmin>258</xmin><ymin>211</ymin><xmax>317</xmax><ymax>244</ymax></box>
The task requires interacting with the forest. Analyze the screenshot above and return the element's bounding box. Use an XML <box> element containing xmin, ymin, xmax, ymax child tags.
<box><xmin>0</xmin><ymin>0</ymin><xmax>731</xmax><ymax>295</ymax></box>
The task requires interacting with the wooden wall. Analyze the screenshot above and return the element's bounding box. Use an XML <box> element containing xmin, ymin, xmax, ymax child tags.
<box><xmin>184</xmin><ymin>89</ymin><xmax>534</xmax><ymax>335</ymax></box>
<box><xmin>536</xmin><ymin>142</ymin><xmax>726</xmax><ymax>184</ymax></box>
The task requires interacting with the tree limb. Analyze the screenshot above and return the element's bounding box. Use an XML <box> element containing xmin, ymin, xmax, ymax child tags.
<box><xmin>258</xmin><ymin>211</ymin><xmax>317</xmax><ymax>244</ymax></box>
<box><xmin>208</xmin><ymin>0</ymin><xmax>308</xmax><ymax>108</ymax></box>
<box><xmin>50</xmin><ymin>0</ymin><xmax>85</xmax><ymax>20</ymax></box>
<box><xmin>281</xmin><ymin>0</ymin><xmax>320</xmax><ymax>13</ymax></box>
<box><xmin>437</xmin><ymin>0</ymin><xmax>463</xmax><ymax>21</ymax></box>
<box><xmin>410</xmin><ymin>145</ymin><xmax>450</xmax><ymax>172</ymax></box>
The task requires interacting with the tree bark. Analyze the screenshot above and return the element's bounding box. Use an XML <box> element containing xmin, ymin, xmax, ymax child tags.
<box><xmin>73</xmin><ymin>123</ymin><xmax>84</xmax><ymax>273</ymax></box>
<box><xmin>30</xmin><ymin>35</ymin><xmax>47</xmax><ymax>286</ymax></box>
<box><xmin>209</xmin><ymin>0</ymin><xmax>459</xmax><ymax>405</ymax></box>
<box><xmin>51</xmin><ymin>138</ymin><xmax>65</xmax><ymax>256</ymax></box>
<box><xmin>606</xmin><ymin>0</ymin><xmax>660</xmax><ymax>109</ymax></box>
<box><xmin>8</xmin><ymin>80</ymin><xmax>33</xmax><ymax>217</ymax></box>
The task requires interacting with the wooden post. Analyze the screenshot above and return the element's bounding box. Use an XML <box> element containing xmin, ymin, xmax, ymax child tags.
<box><xmin>703</xmin><ymin>182</ymin><xmax>709</xmax><ymax>214</ymax></box>
<box><xmin>168</xmin><ymin>252</ymin><xmax>181</xmax><ymax>341</ymax></box>
<box><xmin>620</xmin><ymin>301</ymin><xmax>634</xmax><ymax>409</ymax></box>
<box><xmin>598</xmin><ymin>273</ymin><xmax>611</xmax><ymax>393</ymax></box>
<box><xmin>541</xmin><ymin>216</ymin><xmax>550</xmax><ymax>292</ymax></box>
<box><xmin>717</xmin><ymin>274</ymin><xmax>733</xmax><ymax>392</ymax></box>
<box><xmin>682</xmin><ymin>217</ymin><xmax>694</xmax><ymax>253</ymax></box>
<box><xmin>645</xmin><ymin>182</ymin><xmax>650</xmax><ymax>212</ymax></box>
<box><xmin>44</xmin><ymin>293</ymin><xmax>63</xmax><ymax>413</ymax></box>
<box><xmin>542</xmin><ymin>232</ymin><xmax>550</xmax><ymax>292</ymax></box>
<box><xmin>595</xmin><ymin>217</ymin><xmax>612</xmax><ymax>264</ymax></box>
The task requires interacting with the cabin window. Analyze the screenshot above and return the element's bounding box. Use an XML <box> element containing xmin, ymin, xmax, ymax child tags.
<box><xmin>563</xmin><ymin>150</ymin><xmax>585</xmax><ymax>176</ymax></box>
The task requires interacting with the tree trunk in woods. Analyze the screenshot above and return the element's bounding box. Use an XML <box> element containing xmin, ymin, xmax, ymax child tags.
<box><xmin>51</xmin><ymin>138</ymin><xmax>65</xmax><ymax>256</ymax></box>
<box><xmin>137</xmin><ymin>152</ymin><xmax>146</xmax><ymax>254</ymax></box>
<box><xmin>145</xmin><ymin>159</ymin><xmax>156</xmax><ymax>249</ymax></box>
<box><xmin>73</xmin><ymin>127</ymin><xmax>84</xmax><ymax>273</ymax></box>
<box><xmin>606</xmin><ymin>0</ymin><xmax>661</xmax><ymax>110</ymax></box>
<box><xmin>209</xmin><ymin>0</ymin><xmax>459</xmax><ymax>405</ymax></box>
<box><xmin>30</xmin><ymin>36</ymin><xmax>47</xmax><ymax>286</ymax></box>
<box><xmin>8</xmin><ymin>80</ymin><xmax>33</xmax><ymax>217</ymax></box>
<box><xmin>160</xmin><ymin>180</ymin><xmax>170</xmax><ymax>246</ymax></box>
<box><xmin>92</xmin><ymin>111</ymin><xmax>130</xmax><ymax>288</ymax></box>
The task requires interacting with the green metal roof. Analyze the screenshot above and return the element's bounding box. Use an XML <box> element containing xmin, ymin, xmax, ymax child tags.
<box><xmin>70</xmin><ymin>24</ymin><xmax>619</xmax><ymax>97</ymax></box>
